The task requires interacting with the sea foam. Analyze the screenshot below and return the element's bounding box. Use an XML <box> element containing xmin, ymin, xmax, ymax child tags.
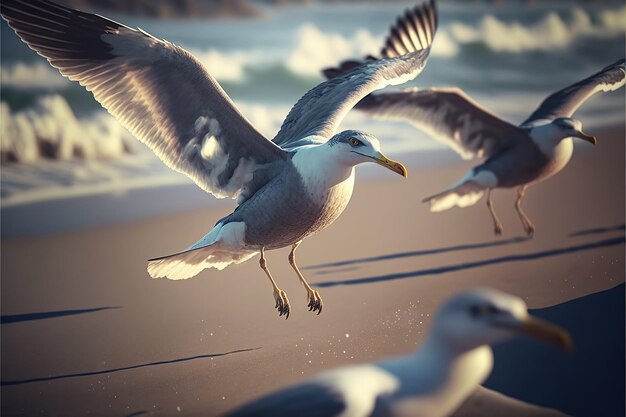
<box><xmin>1</xmin><ymin>95</ymin><xmax>135</xmax><ymax>163</ymax></box>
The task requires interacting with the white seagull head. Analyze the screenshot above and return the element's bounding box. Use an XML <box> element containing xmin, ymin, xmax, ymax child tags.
<box><xmin>551</xmin><ymin>117</ymin><xmax>597</xmax><ymax>144</ymax></box>
<box><xmin>328</xmin><ymin>130</ymin><xmax>408</xmax><ymax>177</ymax></box>
<box><xmin>531</xmin><ymin>117</ymin><xmax>597</xmax><ymax>146</ymax></box>
<box><xmin>430</xmin><ymin>288</ymin><xmax>573</xmax><ymax>353</ymax></box>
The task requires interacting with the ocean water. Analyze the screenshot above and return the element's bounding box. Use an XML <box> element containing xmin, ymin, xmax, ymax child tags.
<box><xmin>1</xmin><ymin>1</ymin><xmax>625</xmax><ymax>211</ymax></box>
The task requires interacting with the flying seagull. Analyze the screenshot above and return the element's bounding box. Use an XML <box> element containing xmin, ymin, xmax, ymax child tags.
<box><xmin>1</xmin><ymin>0</ymin><xmax>437</xmax><ymax>318</ymax></box>
<box><xmin>224</xmin><ymin>288</ymin><xmax>572</xmax><ymax>417</ymax></box>
<box><xmin>324</xmin><ymin>59</ymin><xmax>625</xmax><ymax>237</ymax></box>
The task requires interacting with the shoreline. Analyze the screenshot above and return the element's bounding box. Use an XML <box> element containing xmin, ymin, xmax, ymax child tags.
<box><xmin>2</xmin><ymin>121</ymin><xmax>621</xmax><ymax>238</ymax></box>
<box><xmin>1</xmin><ymin>147</ymin><xmax>460</xmax><ymax>238</ymax></box>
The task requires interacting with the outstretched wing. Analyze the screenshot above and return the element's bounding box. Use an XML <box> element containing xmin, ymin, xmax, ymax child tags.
<box><xmin>522</xmin><ymin>59</ymin><xmax>626</xmax><ymax>126</ymax></box>
<box><xmin>1</xmin><ymin>0</ymin><xmax>286</xmax><ymax>201</ymax></box>
<box><xmin>224</xmin><ymin>383</ymin><xmax>347</xmax><ymax>417</ymax></box>
<box><xmin>225</xmin><ymin>364</ymin><xmax>399</xmax><ymax>417</ymax></box>
<box><xmin>273</xmin><ymin>0</ymin><xmax>438</xmax><ymax>150</ymax></box>
<box><xmin>354</xmin><ymin>87</ymin><xmax>522</xmax><ymax>160</ymax></box>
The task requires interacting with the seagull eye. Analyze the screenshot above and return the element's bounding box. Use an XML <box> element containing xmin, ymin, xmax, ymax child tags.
<box><xmin>348</xmin><ymin>137</ymin><xmax>362</xmax><ymax>147</ymax></box>
<box><xmin>469</xmin><ymin>304</ymin><xmax>499</xmax><ymax>318</ymax></box>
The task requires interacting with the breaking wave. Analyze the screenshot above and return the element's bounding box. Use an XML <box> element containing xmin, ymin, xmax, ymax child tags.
<box><xmin>1</xmin><ymin>95</ymin><xmax>136</xmax><ymax>163</ymax></box>
<box><xmin>1</xmin><ymin>62</ymin><xmax>69</xmax><ymax>89</ymax></box>
<box><xmin>2</xmin><ymin>5</ymin><xmax>623</xmax><ymax>91</ymax></box>
<box><xmin>444</xmin><ymin>5</ymin><xmax>625</xmax><ymax>53</ymax></box>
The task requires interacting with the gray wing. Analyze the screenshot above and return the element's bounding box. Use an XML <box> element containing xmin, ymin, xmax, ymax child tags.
<box><xmin>1</xmin><ymin>0</ymin><xmax>286</xmax><ymax>201</ymax></box>
<box><xmin>224</xmin><ymin>383</ymin><xmax>347</xmax><ymax>417</ymax></box>
<box><xmin>355</xmin><ymin>87</ymin><xmax>522</xmax><ymax>160</ymax></box>
<box><xmin>522</xmin><ymin>59</ymin><xmax>625</xmax><ymax>126</ymax></box>
<box><xmin>273</xmin><ymin>0</ymin><xmax>438</xmax><ymax>150</ymax></box>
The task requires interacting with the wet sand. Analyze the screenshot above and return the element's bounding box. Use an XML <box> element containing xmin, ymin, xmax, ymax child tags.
<box><xmin>1</xmin><ymin>127</ymin><xmax>624</xmax><ymax>417</ymax></box>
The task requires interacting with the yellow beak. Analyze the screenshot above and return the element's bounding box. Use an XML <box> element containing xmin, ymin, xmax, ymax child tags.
<box><xmin>576</xmin><ymin>130</ymin><xmax>597</xmax><ymax>145</ymax></box>
<box><xmin>372</xmin><ymin>152</ymin><xmax>408</xmax><ymax>178</ymax></box>
<box><xmin>511</xmin><ymin>316</ymin><xmax>573</xmax><ymax>352</ymax></box>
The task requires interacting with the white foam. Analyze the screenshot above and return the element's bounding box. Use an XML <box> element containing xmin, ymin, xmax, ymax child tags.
<box><xmin>1</xmin><ymin>95</ymin><xmax>135</xmax><ymax>163</ymax></box>
<box><xmin>430</xmin><ymin>31</ymin><xmax>459</xmax><ymax>58</ymax></box>
<box><xmin>445</xmin><ymin>5</ymin><xmax>626</xmax><ymax>54</ymax></box>
<box><xmin>237</xmin><ymin>102</ymin><xmax>289</xmax><ymax>138</ymax></box>
<box><xmin>190</xmin><ymin>48</ymin><xmax>254</xmax><ymax>82</ymax></box>
<box><xmin>286</xmin><ymin>24</ymin><xmax>380</xmax><ymax>77</ymax></box>
<box><xmin>0</xmin><ymin>62</ymin><xmax>69</xmax><ymax>89</ymax></box>
<box><xmin>191</xmin><ymin>22</ymin><xmax>456</xmax><ymax>80</ymax></box>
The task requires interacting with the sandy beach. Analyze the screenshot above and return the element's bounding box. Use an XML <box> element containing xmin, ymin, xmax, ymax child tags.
<box><xmin>1</xmin><ymin>126</ymin><xmax>624</xmax><ymax>417</ymax></box>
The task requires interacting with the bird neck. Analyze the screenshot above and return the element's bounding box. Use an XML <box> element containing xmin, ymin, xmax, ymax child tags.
<box><xmin>292</xmin><ymin>144</ymin><xmax>355</xmax><ymax>189</ymax></box>
<box><xmin>418</xmin><ymin>332</ymin><xmax>494</xmax><ymax>368</ymax></box>
<box><xmin>395</xmin><ymin>335</ymin><xmax>494</xmax><ymax>416</ymax></box>
<box><xmin>529</xmin><ymin>124</ymin><xmax>571</xmax><ymax>157</ymax></box>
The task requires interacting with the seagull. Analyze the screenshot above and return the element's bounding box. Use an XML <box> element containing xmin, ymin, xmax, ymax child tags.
<box><xmin>224</xmin><ymin>288</ymin><xmax>573</xmax><ymax>417</ymax></box>
<box><xmin>324</xmin><ymin>59</ymin><xmax>625</xmax><ymax>237</ymax></box>
<box><xmin>1</xmin><ymin>0</ymin><xmax>437</xmax><ymax>318</ymax></box>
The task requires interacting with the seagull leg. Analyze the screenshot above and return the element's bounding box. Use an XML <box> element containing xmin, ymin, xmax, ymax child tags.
<box><xmin>288</xmin><ymin>242</ymin><xmax>323</xmax><ymax>315</ymax></box>
<box><xmin>515</xmin><ymin>185</ymin><xmax>535</xmax><ymax>238</ymax></box>
<box><xmin>486</xmin><ymin>189</ymin><xmax>503</xmax><ymax>236</ymax></box>
<box><xmin>259</xmin><ymin>248</ymin><xmax>290</xmax><ymax>319</ymax></box>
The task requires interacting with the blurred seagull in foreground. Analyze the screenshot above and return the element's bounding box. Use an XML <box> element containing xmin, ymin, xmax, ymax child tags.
<box><xmin>224</xmin><ymin>288</ymin><xmax>573</xmax><ymax>417</ymax></box>
<box><xmin>1</xmin><ymin>0</ymin><xmax>437</xmax><ymax>318</ymax></box>
<box><xmin>325</xmin><ymin>59</ymin><xmax>625</xmax><ymax>237</ymax></box>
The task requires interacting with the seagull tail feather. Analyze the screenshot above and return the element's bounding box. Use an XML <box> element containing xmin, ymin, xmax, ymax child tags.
<box><xmin>423</xmin><ymin>180</ymin><xmax>485</xmax><ymax>212</ymax></box>
<box><xmin>147</xmin><ymin>243</ymin><xmax>256</xmax><ymax>280</ymax></box>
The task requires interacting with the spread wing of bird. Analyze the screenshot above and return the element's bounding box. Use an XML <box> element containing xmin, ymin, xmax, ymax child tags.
<box><xmin>522</xmin><ymin>59</ymin><xmax>626</xmax><ymax>126</ymax></box>
<box><xmin>225</xmin><ymin>365</ymin><xmax>399</xmax><ymax>417</ymax></box>
<box><xmin>352</xmin><ymin>87</ymin><xmax>522</xmax><ymax>160</ymax></box>
<box><xmin>273</xmin><ymin>0</ymin><xmax>438</xmax><ymax>150</ymax></box>
<box><xmin>1</xmin><ymin>0</ymin><xmax>286</xmax><ymax>202</ymax></box>
<box><xmin>319</xmin><ymin>1</ymin><xmax>521</xmax><ymax>161</ymax></box>
<box><xmin>224</xmin><ymin>383</ymin><xmax>348</xmax><ymax>417</ymax></box>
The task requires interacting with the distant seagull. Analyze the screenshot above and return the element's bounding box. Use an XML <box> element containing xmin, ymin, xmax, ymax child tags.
<box><xmin>224</xmin><ymin>288</ymin><xmax>572</xmax><ymax>417</ymax></box>
<box><xmin>1</xmin><ymin>0</ymin><xmax>437</xmax><ymax>318</ymax></box>
<box><xmin>325</xmin><ymin>59</ymin><xmax>625</xmax><ymax>237</ymax></box>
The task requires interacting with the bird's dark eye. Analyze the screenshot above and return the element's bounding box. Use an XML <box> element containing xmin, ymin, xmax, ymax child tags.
<box><xmin>348</xmin><ymin>137</ymin><xmax>362</xmax><ymax>147</ymax></box>
<box><xmin>469</xmin><ymin>304</ymin><xmax>499</xmax><ymax>317</ymax></box>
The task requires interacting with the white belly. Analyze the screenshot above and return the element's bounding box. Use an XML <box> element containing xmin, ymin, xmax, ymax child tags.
<box><xmin>532</xmin><ymin>137</ymin><xmax>574</xmax><ymax>184</ymax></box>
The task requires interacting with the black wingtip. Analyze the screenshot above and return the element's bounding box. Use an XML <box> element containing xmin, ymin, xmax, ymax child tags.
<box><xmin>321</xmin><ymin>0</ymin><xmax>438</xmax><ymax>81</ymax></box>
<box><xmin>1</xmin><ymin>0</ymin><xmax>128</xmax><ymax>62</ymax></box>
<box><xmin>380</xmin><ymin>0</ymin><xmax>438</xmax><ymax>58</ymax></box>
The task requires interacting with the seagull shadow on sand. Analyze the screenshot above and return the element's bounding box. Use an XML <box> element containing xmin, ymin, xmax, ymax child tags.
<box><xmin>569</xmin><ymin>223</ymin><xmax>625</xmax><ymax>238</ymax></box>
<box><xmin>125</xmin><ymin>412</ymin><xmax>153</xmax><ymax>417</ymax></box>
<box><xmin>1</xmin><ymin>306</ymin><xmax>121</xmax><ymax>325</ymax></box>
<box><xmin>305</xmin><ymin>236</ymin><xmax>531</xmax><ymax>272</ymax></box>
<box><xmin>314</xmin><ymin>236</ymin><xmax>625</xmax><ymax>288</ymax></box>
<box><xmin>1</xmin><ymin>348</ymin><xmax>260</xmax><ymax>386</ymax></box>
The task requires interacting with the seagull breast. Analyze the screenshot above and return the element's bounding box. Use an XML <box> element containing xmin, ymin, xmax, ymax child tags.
<box><xmin>223</xmin><ymin>149</ymin><xmax>356</xmax><ymax>250</ymax></box>
<box><xmin>291</xmin><ymin>146</ymin><xmax>357</xmax><ymax>235</ymax></box>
